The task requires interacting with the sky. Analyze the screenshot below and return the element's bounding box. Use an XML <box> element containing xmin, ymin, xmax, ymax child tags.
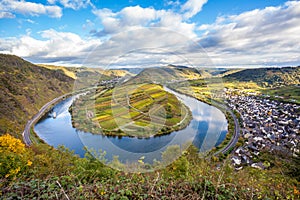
<box><xmin>0</xmin><ymin>0</ymin><xmax>300</xmax><ymax>68</ymax></box>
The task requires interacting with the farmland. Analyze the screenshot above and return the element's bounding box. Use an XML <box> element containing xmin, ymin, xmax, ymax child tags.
<box><xmin>71</xmin><ymin>83</ymin><xmax>192</xmax><ymax>137</ymax></box>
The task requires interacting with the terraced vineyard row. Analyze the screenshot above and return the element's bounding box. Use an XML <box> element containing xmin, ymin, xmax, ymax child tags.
<box><xmin>71</xmin><ymin>83</ymin><xmax>192</xmax><ymax>137</ymax></box>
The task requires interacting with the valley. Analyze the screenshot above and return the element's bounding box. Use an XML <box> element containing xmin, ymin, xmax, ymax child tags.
<box><xmin>2</xmin><ymin>1</ymin><xmax>300</xmax><ymax>198</ymax></box>
<box><xmin>0</xmin><ymin>54</ymin><xmax>299</xmax><ymax>199</ymax></box>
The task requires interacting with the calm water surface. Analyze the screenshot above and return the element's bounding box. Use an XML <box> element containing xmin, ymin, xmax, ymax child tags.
<box><xmin>34</xmin><ymin>88</ymin><xmax>228</xmax><ymax>163</ymax></box>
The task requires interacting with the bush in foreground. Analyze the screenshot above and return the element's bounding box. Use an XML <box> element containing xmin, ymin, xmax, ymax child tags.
<box><xmin>1</xmin><ymin>134</ymin><xmax>299</xmax><ymax>199</ymax></box>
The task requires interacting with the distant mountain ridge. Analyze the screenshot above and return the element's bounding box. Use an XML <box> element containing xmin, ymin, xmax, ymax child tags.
<box><xmin>40</xmin><ymin>64</ymin><xmax>132</xmax><ymax>79</ymax></box>
<box><xmin>118</xmin><ymin>68</ymin><xmax>144</xmax><ymax>75</ymax></box>
<box><xmin>223</xmin><ymin>66</ymin><xmax>300</xmax><ymax>87</ymax></box>
<box><xmin>39</xmin><ymin>64</ymin><xmax>133</xmax><ymax>89</ymax></box>
<box><xmin>125</xmin><ymin>65</ymin><xmax>206</xmax><ymax>85</ymax></box>
<box><xmin>123</xmin><ymin>65</ymin><xmax>300</xmax><ymax>87</ymax></box>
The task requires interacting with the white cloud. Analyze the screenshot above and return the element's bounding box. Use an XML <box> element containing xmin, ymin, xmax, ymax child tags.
<box><xmin>0</xmin><ymin>11</ymin><xmax>15</xmax><ymax>19</ymax></box>
<box><xmin>0</xmin><ymin>0</ymin><xmax>206</xmax><ymax>67</ymax></box>
<box><xmin>92</xmin><ymin>6</ymin><xmax>155</xmax><ymax>35</ymax></box>
<box><xmin>25</xmin><ymin>19</ymin><xmax>35</xmax><ymax>24</ymax></box>
<box><xmin>0</xmin><ymin>0</ymin><xmax>62</xmax><ymax>18</ymax></box>
<box><xmin>0</xmin><ymin>29</ymin><xmax>102</xmax><ymax>64</ymax></box>
<box><xmin>156</xmin><ymin>10</ymin><xmax>196</xmax><ymax>37</ymax></box>
<box><xmin>92</xmin><ymin>5</ymin><xmax>197</xmax><ymax>38</ymax></box>
<box><xmin>84</xmin><ymin>2</ymin><xmax>210</xmax><ymax>67</ymax></box>
<box><xmin>79</xmin><ymin>27</ymin><xmax>211</xmax><ymax>68</ymax></box>
<box><xmin>92</xmin><ymin>8</ymin><xmax>121</xmax><ymax>35</ymax></box>
<box><xmin>181</xmin><ymin>0</ymin><xmax>208</xmax><ymax>19</ymax></box>
<box><xmin>2</xmin><ymin>0</ymin><xmax>299</xmax><ymax>67</ymax></box>
<box><xmin>88</xmin><ymin>0</ymin><xmax>300</xmax><ymax>67</ymax></box>
<box><xmin>47</xmin><ymin>0</ymin><xmax>91</xmax><ymax>10</ymax></box>
<box><xmin>165</xmin><ymin>0</ymin><xmax>180</xmax><ymax>7</ymax></box>
<box><xmin>82</xmin><ymin>19</ymin><xmax>94</xmax><ymax>30</ymax></box>
<box><xmin>197</xmin><ymin>1</ymin><xmax>300</xmax><ymax>66</ymax></box>
<box><xmin>0</xmin><ymin>26</ymin><xmax>210</xmax><ymax>68</ymax></box>
<box><xmin>90</xmin><ymin>0</ymin><xmax>211</xmax><ymax>48</ymax></box>
<box><xmin>120</xmin><ymin>6</ymin><xmax>156</xmax><ymax>26</ymax></box>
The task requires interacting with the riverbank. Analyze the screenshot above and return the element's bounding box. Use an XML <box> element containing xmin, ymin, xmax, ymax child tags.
<box><xmin>22</xmin><ymin>93</ymin><xmax>70</xmax><ymax>146</ymax></box>
<box><xmin>22</xmin><ymin>87</ymin><xmax>95</xmax><ymax>146</ymax></box>
<box><xmin>165</xmin><ymin>85</ymin><xmax>240</xmax><ymax>156</ymax></box>
<box><xmin>69</xmin><ymin>84</ymin><xmax>193</xmax><ymax>138</ymax></box>
<box><xmin>34</xmin><ymin>84</ymin><xmax>229</xmax><ymax>164</ymax></box>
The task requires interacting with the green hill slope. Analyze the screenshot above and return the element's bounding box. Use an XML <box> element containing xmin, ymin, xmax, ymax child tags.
<box><xmin>224</xmin><ymin>66</ymin><xmax>300</xmax><ymax>87</ymax></box>
<box><xmin>0</xmin><ymin>55</ymin><xmax>134</xmax><ymax>138</ymax></box>
<box><xmin>39</xmin><ymin>64</ymin><xmax>133</xmax><ymax>89</ymax></box>
<box><xmin>0</xmin><ymin>54</ymin><xmax>74</xmax><ymax>137</ymax></box>
<box><xmin>126</xmin><ymin>65</ymin><xmax>205</xmax><ymax>85</ymax></box>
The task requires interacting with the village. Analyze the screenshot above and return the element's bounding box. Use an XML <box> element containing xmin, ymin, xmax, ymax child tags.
<box><xmin>224</xmin><ymin>89</ymin><xmax>300</xmax><ymax>170</ymax></box>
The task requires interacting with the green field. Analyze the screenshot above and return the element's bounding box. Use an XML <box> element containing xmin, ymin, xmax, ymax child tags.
<box><xmin>260</xmin><ymin>86</ymin><xmax>300</xmax><ymax>104</ymax></box>
<box><xmin>170</xmin><ymin>77</ymin><xmax>300</xmax><ymax>105</ymax></box>
<box><xmin>71</xmin><ymin>83</ymin><xmax>192</xmax><ymax>137</ymax></box>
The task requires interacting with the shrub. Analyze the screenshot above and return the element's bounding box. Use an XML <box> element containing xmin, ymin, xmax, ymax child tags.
<box><xmin>0</xmin><ymin>134</ymin><xmax>32</xmax><ymax>179</ymax></box>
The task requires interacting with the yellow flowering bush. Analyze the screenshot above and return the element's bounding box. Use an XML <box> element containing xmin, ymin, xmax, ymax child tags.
<box><xmin>0</xmin><ymin>134</ymin><xmax>32</xmax><ymax>179</ymax></box>
<box><xmin>0</xmin><ymin>134</ymin><xmax>25</xmax><ymax>154</ymax></box>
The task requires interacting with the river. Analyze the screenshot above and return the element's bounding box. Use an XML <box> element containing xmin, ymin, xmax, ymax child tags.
<box><xmin>34</xmin><ymin>88</ymin><xmax>228</xmax><ymax>165</ymax></box>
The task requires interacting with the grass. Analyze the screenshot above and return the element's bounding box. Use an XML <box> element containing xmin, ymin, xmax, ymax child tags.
<box><xmin>1</xmin><ymin>63</ymin><xmax>300</xmax><ymax>199</ymax></box>
<box><xmin>71</xmin><ymin>83</ymin><xmax>192</xmax><ymax>137</ymax></box>
<box><xmin>39</xmin><ymin>64</ymin><xmax>77</xmax><ymax>79</ymax></box>
<box><xmin>1</xmin><ymin>138</ymin><xmax>299</xmax><ymax>199</ymax></box>
<box><xmin>261</xmin><ymin>85</ymin><xmax>300</xmax><ymax>104</ymax></box>
<box><xmin>178</xmin><ymin>78</ymin><xmax>300</xmax><ymax>104</ymax></box>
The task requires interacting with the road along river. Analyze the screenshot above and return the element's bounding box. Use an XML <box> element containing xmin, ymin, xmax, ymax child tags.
<box><xmin>34</xmin><ymin>88</ymin><xmax>228</xmax><ymax>166</ymax></box>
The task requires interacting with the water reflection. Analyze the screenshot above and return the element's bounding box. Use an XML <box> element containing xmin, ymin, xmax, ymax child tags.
<box><xmin>34</xmin><ymin>88</ymin><xmax>228</xmax><ymax>164</ymax></box>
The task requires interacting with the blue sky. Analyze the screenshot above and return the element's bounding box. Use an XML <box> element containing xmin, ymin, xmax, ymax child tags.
<box><xmin>0</xmin><ymin>0</ymin><xmax>299</xmax><ymax>67</ymax></box>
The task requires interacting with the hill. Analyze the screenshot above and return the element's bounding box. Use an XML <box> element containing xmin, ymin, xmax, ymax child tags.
<box><xmin>1</xmin><ymin>58</ymin><xmax>299</xmax><ymax>199</ymax></box>
<box><xmin>125</xmin><ymin>65</ymin><xmax>206</xmax><ymax>85</ymax></box>
<box><xmin>0</xmin><ymin>55</ymin><xmax>133</xmax><ymax>138</ymax></box>
<box><xmin>0</xmin><ymin>54</ymin><xmax>75</xmax><ymax>138</ymax></box>
<box><xmin>40</xmin><ymin>64</ymin><xmax>132</xmax><ymax>79</ymax></box>
<box><xmin>39</xmin><ymin>64</ymin><xmax>133</xmax><ymax>89</ymax></box>
<box><xmin>224</xmin><ymin>66</ymin><xmax>300</xmax><ymax>87</ymax></box>
<box><xmin>118</xmin><ymin>67</ymin><xmax>144</xmax><ymax>75</ymax></box>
